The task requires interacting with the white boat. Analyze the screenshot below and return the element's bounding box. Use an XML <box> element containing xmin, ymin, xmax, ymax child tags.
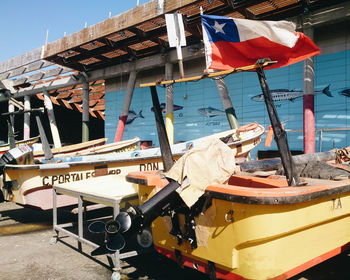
<box><xmin>0</xmin><ymin>124</ymin><xmax>264</xmax><ymax>210</ymax></box>
<box><xmin>32</xmin><ymin>137</ymin><xmax>108</xmax><ymax>158</ymax></box>
<box><xmin>0</xmin><ymin>136</ymin><xmax>40</xmax><ymax>155</ymax></box>
<box><xmin>48</xmin><ymin>137</ymin><xmax>140</xmax><ymax>158</ymax></box>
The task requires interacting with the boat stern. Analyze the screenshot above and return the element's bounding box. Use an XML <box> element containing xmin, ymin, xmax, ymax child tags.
<box><xmin>127</xmin><ymin>171</ymin><xmax>350</xmax><ymax>280</ymax></box>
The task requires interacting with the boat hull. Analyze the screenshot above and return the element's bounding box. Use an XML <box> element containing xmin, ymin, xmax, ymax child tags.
<box><xmin>33</xmin><ymin>137</ymin><xmax>108</xmax><ymax>158</ymax></box>
<box><xmin>0</xmin><ymin>136</ymin><xmax>40</xmax><ymax>154</ymax></box>
<box><xmin>3</xmin><ymin>157</ymin><xmax>163</xmax><ymax>210</ymax></box>
<box><xmin>49</xmin><ymin>137</ymin><xmax>140</xmax><ymax>158</ymax></box>
<box><xmin>1</xmin><ymin>124</ymin><xmax>264</xmax><ymax>210</ymax></box>
<box><xmin>130</xmin><ymin>173</ymin><xmax>350</xmax><ymax>280</ymax></box>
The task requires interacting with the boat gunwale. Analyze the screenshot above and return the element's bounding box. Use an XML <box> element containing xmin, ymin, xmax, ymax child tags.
<box><xmin>4</xmin><ymin>125</ymin><xmax>264</xmax><ymax>171</ymax></box>
<box><xmin>126</xmin><ymin>172</ymin><xmax>350</xmax><ymax>205</ymax></box>
<box><xmin>32</xmin><ymin>137</ymin><xmax>108</xmax><ymax>157</ymax></box>
<box><xmin>0</xmin><ymin>136</ymin><xmax>40</xmax><ymax>152</ymax></box>
<box><xmin>4</xmin><ymin>152</ymin><xmax>180</xmax><ymax>170</ymax></box>
<box><xmin>205</xmin><ymin>183</ymin><xmax>350</xmax><ymax>205</ymax></box>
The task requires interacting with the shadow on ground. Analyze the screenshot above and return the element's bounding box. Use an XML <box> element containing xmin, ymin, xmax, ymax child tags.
<box><xmin>1</xmin><ymin>201</ymin><xmax>350</xmax><ymax>280</ymax></box>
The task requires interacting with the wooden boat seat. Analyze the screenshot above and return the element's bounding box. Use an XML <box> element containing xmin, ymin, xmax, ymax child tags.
<box><xmin>227</xmin><ymin>174</ymin><xmax>288</xmax><ymax>188</ymax></box>
<box><xmin>127</xmin><ymin>171</ymin><xmax>350</xmax><ymax>205</ymax></box>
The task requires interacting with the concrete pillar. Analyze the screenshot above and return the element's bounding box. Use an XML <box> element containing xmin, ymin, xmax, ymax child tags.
<box><xmin>43</xmin><ymin>90</ymin><xmax>62</xmax><ymax>148</ymax></box>
<box><xmin>23</xmin><ymin>95</ymin><xmax>31</xmax><ymax>139</ymax></box>
<box><xmin>303</xmin><ymin>19</ymin><xmax>315</xmax><ymax>154</ymax></box>
<box><xmin>165</xmin><ymin>61</ymin><xmax>174</xmax><ymax>145</ymax></box>
<box><xmin>81</xmin><ymin>75</ymin><xmax>89</xmax><ymax>142</ymax></box>
<box><xmin>114</xmin><ymin>70</ymin><xmax>137</xmax><ymax>142</ymax></box>
<box><xmin>215</xmin><ymin>77</ymin><xmax>239</xmax><ymax>129</ymax></box>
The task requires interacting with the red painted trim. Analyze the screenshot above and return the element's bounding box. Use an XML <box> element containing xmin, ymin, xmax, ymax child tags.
<box><xmin>114</xmin><ymin>115</ymin><xmax>127</xmax><ymax>142</ymax></box>
<box><xmin>155</xmin><ymin>242</ymin><xmax>350</xmax><ymax>280</ymax></box>
<box><xmin>303</xmin><ymin>94</ymin><xmax>315</xmax><ymax>154</ymax></box>
<box><xmin>154</xmin><ymin>246</ymin><xmax>245</xmax><ymax>280</ymax></box>
<box><xmin>269</xmin><ymin>241</ymin><xmax>350</xmax><ymax>280</ymax></box>
<box><xmin>22</xmin><ymin>185</ymin><xmax>52</xmax><ymax>196</ymax></box>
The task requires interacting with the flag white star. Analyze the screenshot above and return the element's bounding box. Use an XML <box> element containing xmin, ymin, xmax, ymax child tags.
<box><xmin>213</xmin><ymin>21</ymin><xmax>226</xmax><ymax>34</ymax></box>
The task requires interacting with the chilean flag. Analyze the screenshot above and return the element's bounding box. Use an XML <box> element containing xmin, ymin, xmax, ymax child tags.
<box><xmin>202</xmin><ymin>15</ymin><xmax>320</xmax><ymax>70</ymax></box>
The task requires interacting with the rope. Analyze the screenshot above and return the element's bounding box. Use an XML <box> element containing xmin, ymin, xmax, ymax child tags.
<box><xmin>336</xmin><ymin>147</ymin><xmax>350</xmax><ymax>163</ymax></box>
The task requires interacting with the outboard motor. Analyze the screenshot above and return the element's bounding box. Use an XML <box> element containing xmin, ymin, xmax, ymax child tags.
<box><xmin>88</xmin><ymin>179</ymin><xmax>187</xmax><ymax>253</ymax></box>
<box><xmin>0</xmin><ymin>145</ymin><xmax>34</xmax><ymax>199</ymax></box>
<box><xmin>0</xmin><ymin>144</ymin><xmax>34</xmax><ymax>173</ymax></box>
<box><xmin>88</xmin><ymin>178</ymin><xmax>211</xmax><ymax>254</ymax></box>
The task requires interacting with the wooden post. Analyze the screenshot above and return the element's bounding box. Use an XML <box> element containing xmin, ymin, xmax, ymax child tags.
<box><xmin>23</xmin><ymin>96</ymin><xmax>31</xmax><ymax>139</ymax></box>
<box><xmin>303</xmin><ymin>19</ymin><xmax>315</xmax><ymax>154</ymax></box>
<box><xmin>165</xmin><ymin>61</ymin><xmax>174</xmax><ymax>145</ymax></box>
<box><xmin>256</xmin><ymin>65</ymin><xmax>300</xmax><ymax>186</ymax></box>
<box><xmin>214</xmin><ymin>76</ymin><xmax>239</xmax><ymax>129</ymax></box>
<box><xmin>8</xmin><ymin>102</ymin><xmax>15</xmax><ymax>145</ymax></box>
<box><xmin>35</xmin><ymin>115</ymin><xmax>54</xmax><ymax>163</ymax></box>
<box><xmin>43</xmin><ymin>90</ymin><xmax>62</xmax><ymax>148</ymax></box>
<box><xmin>81</xmin><ymin>75</ymin><xmax>90</xmax><ymax>142</ymax></box>
<box><xmin>150</xmin><ymin>86</ymin><xmax>174</xmax><ymax>172</ymax></box>
<box><xmin>114</xmin><ymin>71</ymin><xmax>137</xmax><ymax>142</ymax></box>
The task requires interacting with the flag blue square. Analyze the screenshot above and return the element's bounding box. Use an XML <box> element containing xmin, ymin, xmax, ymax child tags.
<box><xmin>202</xmin><ymin>15</ymin><xmax>240</xmax><ymax>43</ymax></box>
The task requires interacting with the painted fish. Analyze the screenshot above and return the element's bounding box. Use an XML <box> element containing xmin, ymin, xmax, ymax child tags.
<box><xmin>126</xmin><ymin>110</ymin><xmax>144</xmax><ymax>124</ymax></box>
<box><xmin>251</xmin><ymin>85</ymin><xmax>332</xmax><ymax>102</ymax></box>
<box><xmin>151</xmin><ymin>103</ymin><xmax>183</xmax><ymax>113</ymax></box>
<box><xmin>339</xmin><ymin>88</ymin><xmax>350</xmax><ymax>97</ymax></box>
<box><xmin>198</xmin><ymin>107</ymin><xmax>225</xmax><ymax>117</ymax></box>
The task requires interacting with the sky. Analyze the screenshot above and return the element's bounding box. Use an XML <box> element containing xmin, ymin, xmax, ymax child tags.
<box><xmin>0</xmin><ymin>0</ymin><xmax>151</xmax><ymax>62</ymax></box>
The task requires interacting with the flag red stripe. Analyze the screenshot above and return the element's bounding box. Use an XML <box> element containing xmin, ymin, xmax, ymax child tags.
<box><xmin>209</xmin><ymin>32</ymin><xmax>320</xmax><ymax>70</ymax></box>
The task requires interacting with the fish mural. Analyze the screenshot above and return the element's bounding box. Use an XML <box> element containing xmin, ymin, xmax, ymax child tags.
<box><xmin>339</xmin><ymin>88</ymin><xmax>350</xmax><ymax>97</ymax></box>
<box><xmin>251</xmin><ymin>85</ymin><xmax>333</xmax><ymax>102</ymax></box>
<box><xmin>151</xmin><ymin>103</ymin><xmax>183</xmax><ymax>113</ymax></box>
<box><xmin>198</xmin><ymin>107</ymin><xmax>225</xmax><ymax>117</ymax></box>
<box><xmin>126</xmin><ymin>110</ymin><xmax>144</xmax><ymax>124</ymax></box>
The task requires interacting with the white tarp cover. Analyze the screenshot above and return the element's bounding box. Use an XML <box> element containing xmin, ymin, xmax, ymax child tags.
<box><xmin>166</xmin><ymin>137</ymin><xmax>236</xmax><ymax>207</ymax></box>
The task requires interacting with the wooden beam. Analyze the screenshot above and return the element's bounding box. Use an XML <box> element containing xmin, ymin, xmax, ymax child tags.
<box><xmin>12</xmin><ymin>42</ymin><xmax>204</xmax><ymax>98</ymax></box>
<box><xmin>43</xmin><ymin>0</ymin><xmax>201</xmax><ymax>58</ymax></box>
<box><xmin>92</xmin><ymin>104</ymin><xmax>106</xmax><ymax>112</ymax></box>
<box><xmin>11</xmin><ymin>66</ymin><xmax>73</xmax><ymax>87</ymax></box>
<box><xmin>309</xmin><ymin>1</ymin><xmax>350</xmax><ymax>27</ymax></box>
<box><xmin>140</xmin><ymin>60</ymin><xmax>277</xmax><ymax>87</ymax></box>
<box><xmin>0</xmin><ymin>47</ymin><xmax>43</xmax><ymax>74</ymax></box>
<box><xmin>0</xmin><ymin>60</ymin><xmax>54</xmax><ymax>80</ymax></box>
<box><xmin>36</xmin><ymin>92</ymin><xmax>102</xmax><ymax>119</ymax></box>
<box><xmin>54</xmin><ymin>25</ymin><xmax>168</xmax><ymax>71</ymax></box>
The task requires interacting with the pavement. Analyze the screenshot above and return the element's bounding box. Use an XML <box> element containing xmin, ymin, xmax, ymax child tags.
<box><xmin>0</xmin><ymin>202</ymin><xmax>209</xmax><ymax>280</ymax></box>
<box><xmin>0</xmin><ymin>201</ymin><xmax>349</xmax><ymax>280</ymax></box>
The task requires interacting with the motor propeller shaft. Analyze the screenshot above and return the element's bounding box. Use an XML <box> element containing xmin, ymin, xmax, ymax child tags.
<box><xmin>88</xmin><ymin>178</ymin><xmax>185</xmax><ymax>253</ymax></box>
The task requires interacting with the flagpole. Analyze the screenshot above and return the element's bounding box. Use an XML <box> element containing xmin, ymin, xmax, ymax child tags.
<box><xmin>200</xmin><ymin>8</ymin><xmax>240</xmax><ymax>130</ymax></box>
<box><xmin>255</xmin><ymin>59</ymin><xmax>300</xmax><ymax>186</ymax></box>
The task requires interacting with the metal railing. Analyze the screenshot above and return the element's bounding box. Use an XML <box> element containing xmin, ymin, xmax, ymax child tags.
<box><xmin>283</xmin><ymin>127</ymin><xmax>350</xmax><ymax>152</ymax></box>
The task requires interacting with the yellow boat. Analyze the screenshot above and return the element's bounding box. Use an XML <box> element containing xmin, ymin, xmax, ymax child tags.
<box><xmin>86</xmin><ymin>60</ymin><xmax>350</xmax><ymax>280</ymax></box>
<box><xmin>125</xmin><ymin>170</ymin><xmax>350</xmax><ymax>280</ymax></box>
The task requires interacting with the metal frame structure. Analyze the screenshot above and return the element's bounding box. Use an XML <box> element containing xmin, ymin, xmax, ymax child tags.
<box><xmin>0</xmin><ymin>0</ymin><xmax>348</xmax><ymax>116</ymax></box>
<box><xmin>52</xmin><ymin>185</ymin><xmax>141</xmax><ymax>279</ymax></box>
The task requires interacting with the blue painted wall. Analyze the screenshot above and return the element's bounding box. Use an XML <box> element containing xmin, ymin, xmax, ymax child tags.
<box><xmin>105</xmin><ymin>49</ymin><xmax>350</xmax><ymax>159</ymax></box>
